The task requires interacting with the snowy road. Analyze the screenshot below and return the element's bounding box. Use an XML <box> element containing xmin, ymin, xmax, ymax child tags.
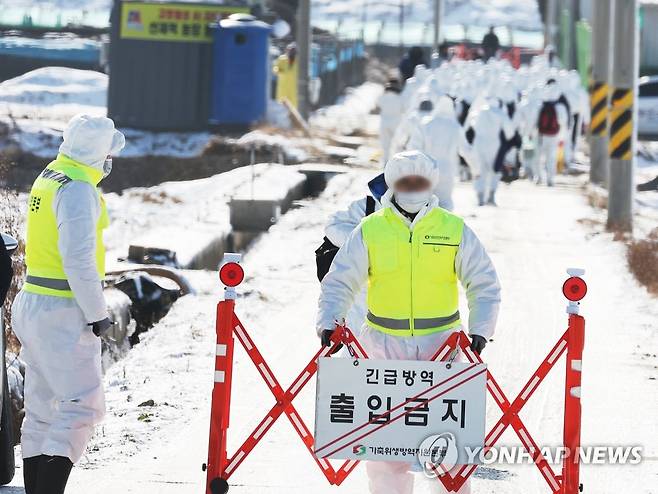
<box><xmin>4</xmin><ymin>171</ymin><xmax>657</xmax><ymax>494</ymax></box>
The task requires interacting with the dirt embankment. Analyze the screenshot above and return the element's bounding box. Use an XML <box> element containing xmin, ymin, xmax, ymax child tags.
<box><xmin>1</xmin><ymin>137</ymin><xmax>300</xmax><ymax>193</ymax></box>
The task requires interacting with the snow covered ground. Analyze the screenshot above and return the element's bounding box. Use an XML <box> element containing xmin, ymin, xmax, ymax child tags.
<box><xmin>5</xmin><ymin>168</ymin><xmax>656</xmax><ymax>494</ymax></box>
<box><xmin>311</xmin><ymin>82</ymin><xmax>382</xmax><ymax>137</ymax></box>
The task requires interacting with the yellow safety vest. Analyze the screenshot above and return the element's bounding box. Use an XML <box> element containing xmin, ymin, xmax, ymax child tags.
<box><xmin>361</xmin><ymin>207</ymin><xmax>464</xmax><ymax>336</ymax></box>
<box><xmin>23</xmin><ymin>154</ymin><xmax>109</xmax><ymax>298</ymax></box>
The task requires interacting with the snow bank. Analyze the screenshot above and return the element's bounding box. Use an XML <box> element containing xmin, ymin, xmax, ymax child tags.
<box><xmin>310</xmin><ymin>82</ymin><xmax>382</xmax><ymax>136</ymax></box>
<box><xmin>104</xmin><ymin>163</ymin><xmax>307</xmax><ymax>268</ymax></box>
<box><xmin>0</xmin><ymin>66</ymin><xmax>106</xmax><ymax>119</ymax></box>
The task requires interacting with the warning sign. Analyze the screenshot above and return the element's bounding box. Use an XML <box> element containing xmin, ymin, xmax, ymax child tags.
<box><xmin>120</xmin><ymin>2</ymin><xmax>249</xmax><ymax>42</ymax></box>
<box><xmin>314</xmin><ymin>358</ymin><xmax>487</xmax><ymax>465</ymax></box>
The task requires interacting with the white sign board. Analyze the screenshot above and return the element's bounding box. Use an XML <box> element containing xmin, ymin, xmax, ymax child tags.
<box><xmin>314</xmin><ymin>357</ymin><xmax>487</xmax><ymax>466</ymax></box>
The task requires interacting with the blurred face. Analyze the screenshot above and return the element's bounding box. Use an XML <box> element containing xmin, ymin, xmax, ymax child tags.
<box><xmin>394</xmin><ymin>175</ymin><xmax>431</xmax><ymax>193</ymax></box>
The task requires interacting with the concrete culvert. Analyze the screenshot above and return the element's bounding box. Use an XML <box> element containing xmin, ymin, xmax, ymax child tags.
<box><xmin>111</xmin><ymin>271</ymin><xmax>186</xmax><ymax>345</ymax></box>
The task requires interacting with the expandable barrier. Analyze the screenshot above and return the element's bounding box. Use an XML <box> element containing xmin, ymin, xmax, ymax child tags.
<box><xmin>204</xmin><ymin>256</ymin><xmax>587</xmax><ymax>494</ymax></box>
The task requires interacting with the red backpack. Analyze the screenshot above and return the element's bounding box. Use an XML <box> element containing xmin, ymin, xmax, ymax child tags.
<box><xmin>538</xmin><ymin>101</ymin><xmax>560</xmax><ymax>136</ymax></box>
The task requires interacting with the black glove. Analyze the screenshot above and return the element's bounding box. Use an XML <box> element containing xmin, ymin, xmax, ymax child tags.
<box><xmin>321</xmin><ymin>329</ymin><xmax>343</xmax><ymax>354</ymax></box>
<box><xmin>469</xmin><ymin>335</ymin><xmax>487</xmax><ymax>355</ymax></box>
<box><xmin>90</xmin><ymin>318</ymin><xmax>115</xmax><ymax>338</ymax></box>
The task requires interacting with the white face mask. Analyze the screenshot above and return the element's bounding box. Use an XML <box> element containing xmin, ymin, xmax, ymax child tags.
<box><xmin>103</xmin><ymin>158</ymin><xmax>113</xmax><ymax>178</ymax></box>
<box><xmin>395</xmin><ymin>190</ymin><xmax>431</xmax><ymax>214</ymax></box>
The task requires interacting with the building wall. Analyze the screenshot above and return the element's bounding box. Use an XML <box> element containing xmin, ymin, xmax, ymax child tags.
<box><xmin>107</xmin><ymin>1</ymin><xmax>223</xmax><ymax>131</ymax></box>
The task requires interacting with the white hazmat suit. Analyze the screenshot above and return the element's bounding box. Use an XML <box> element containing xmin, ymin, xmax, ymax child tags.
<box><xmin>408</xmin><ymin>96</ymin><xmax>475</xmax><ymax>211</ymax></box>
<box><xmin>317</xmin><ymin>152</ymin><xmax>501</xmax><ymax>494</ymax></box>
<box><xmin>378</xmin><ymin>89</ymin><xmax>404</xmax><ymax>164</ymax></box>
<box><xmin>12</xmin><ymin>114</ymin><xmax>125</xmax><ymax>464</ymax></box>
<box><xmin>324</xmin><ymin>175</ymin><xmax>386</xmax><ymax>333</ymax></box>
<box><xmin>467</xmin><ymin>101</ymin><xmax>514</xmax><ymax>205</ymax></box>
<box><xmin>534</xmin><ymin>83</ymin><xmax>569</xmax><ymax>186</ymax></box>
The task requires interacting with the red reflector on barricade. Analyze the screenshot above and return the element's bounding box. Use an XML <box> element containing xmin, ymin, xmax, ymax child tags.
<box><xmin>219</xmin><ymin>262</ymin><xmax>244</xmax><ymax>287</ymax></box>
<box><xmin>562</xmin><ymin>276</ymin><xmax>587</xmax><ymax>301</ymax></box>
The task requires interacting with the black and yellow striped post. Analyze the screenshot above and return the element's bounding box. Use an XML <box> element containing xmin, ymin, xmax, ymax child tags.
<box><xmin>589</xmin><ymin>0</ymin><xmax>613</xmax><ymax>185</ymax></box>
<box><xmin>589</xmin><ymin>81</ymin><xmax>609</xmax><ymax>137</ymax></box>
<box><xmin>608</xmin><ymin>88</ymin><xmax>633</xmax><ymax>161</ymax></box>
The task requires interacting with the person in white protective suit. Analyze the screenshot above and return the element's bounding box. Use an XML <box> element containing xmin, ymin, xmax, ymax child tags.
<box><xmin>466</xmin><ymin>100</ymin><xmax>514</xmax><ymax>205</ymax></box>
<box><xmin>534</xmin><ymin>79</ymin><xmax>569</xmax><ymax>186</ymax></box>
<box><xmin>317</xmin><ymin>151</ymin><xmax>501</xmax><ymax>494</ymax></box>
<box><xmin>408</xmin><ymin>96</ymin><xmax>478</xmax><ymax>211</ymax></box>
<box><xmin>391</xmin><ymin>97</ymin><xmax>434</xmax><ymax>155</ymax></box>
<box><xmin>560</xmin><ymin>70</ymin><xmax>590</xmax><ymax>166</ymax></box>
<box><xmin>323</xmin><ymin>173</ymin><xmax>388</xmax><ymax>333</ymax></box>
<box><xmin>378</xmin><ymin>79</ymin><xmax>404</xmax><ymax>164</ymax></box>
<box><xmin>12</xmin><ymin>114</ymin><xmax>125</xmax><ymax>494</ymax></box>
<box><xmin>517</xmin><ymin>85</ymin><xmax>544</xmax><ymax>180</ymax></box>
<box><xmin>400</xmin><ymin>65</ymin><xmax>430</xmax><ymax>111</ymax></box>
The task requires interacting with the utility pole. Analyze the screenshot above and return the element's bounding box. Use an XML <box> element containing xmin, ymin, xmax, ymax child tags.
<box><xmin>544</xmin><ymin>0</ymin><xmax>557</xmax><ymax>47</ymax></box>
<box><xmin>431</xmin><ymin>0</ymin><xmax>443</xmax><ymax>67</ymax></box>
<box><xmin>607</xmin><ymin>0</ymin><xmax>638</xmax><ymax>232</ymax></box>
<box><xmin>589</xmin><ymin>0</ymin><xmax>613</xmax><ymax>185</ymax></box>
<box><xmin>570</xmin><ymin>0</ymin><xmax>581</xmax><ymax>70</ymax></box>
<box><xmin>296</xmin><ymin>0</ymin><xmax>311</xmax><ymax>120</ymax></box>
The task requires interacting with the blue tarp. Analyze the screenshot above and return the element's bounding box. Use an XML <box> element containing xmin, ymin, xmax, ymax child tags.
<box><xmin>0</xmin><ymin>36</ymin><xmax>100</xmax><ymax>64</ymax></box>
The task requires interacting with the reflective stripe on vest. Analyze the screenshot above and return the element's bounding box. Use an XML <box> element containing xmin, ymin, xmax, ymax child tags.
<box><xmin>366</xmin><ymin>311</ymin><xmax>461</xmax><ymax>331</ymax></box>
<box><xmin>25</xmin><ymin>275</ymin><xmax>71</xmax><ymax>291</ymax></box>
<box><xmin>361</xmin><ymin>206</ymin><xmax>464</xmax><ymax>336</ymax></box>
<box><xmin>23</xmin><ymin>154</ymin><xmax>107</xmax><ymax>298</ymax></box>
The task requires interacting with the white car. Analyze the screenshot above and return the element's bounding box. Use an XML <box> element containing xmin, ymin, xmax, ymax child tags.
<box><xmin>1</xmin><ymin>232</ymin><xmax>17</xmax><ymax>485</ymax></box>
<box><xmin>638</xmin><ymin>75</ymin><xmax>658</xmax><ymax>139</ymax></box>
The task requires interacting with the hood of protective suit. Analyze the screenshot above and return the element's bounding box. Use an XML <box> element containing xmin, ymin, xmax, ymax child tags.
<box><xmin>384</xmin><ymin>151</ymin><xmax>438</xmax><ymax>190</ymax></box>
<box><xmin>59</xmin><ymin>114</ymin><xmax>126</xmax><ymax>171</ymax></box>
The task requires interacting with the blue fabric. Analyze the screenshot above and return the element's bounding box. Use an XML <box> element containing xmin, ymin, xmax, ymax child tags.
<box><xmin>368</xmin><ymin>173</ymin><xmax>388</xmax><ymax>202</ymax></box>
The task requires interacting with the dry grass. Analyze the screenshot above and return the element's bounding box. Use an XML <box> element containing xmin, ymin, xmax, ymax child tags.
<box><xmin>1</xmin><ymin>160</ymin><xmax>25</xmax><ymax>353</ymax></box>
<box><xmin>135</xmin><ymin>190</ymin><xmax>183</xmax><ymax>205</ymax></box>
<box><xmin>627</xmin><ymin>228</ymin><xmax>658</xmax><ymax>295</ymax></box>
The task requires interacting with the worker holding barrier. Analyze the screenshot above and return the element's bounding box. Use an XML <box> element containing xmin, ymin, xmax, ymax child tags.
<box><xmin>316</xmin><ymin>150</ymin><xmax>501</xmax><ymax>494</ymax></box>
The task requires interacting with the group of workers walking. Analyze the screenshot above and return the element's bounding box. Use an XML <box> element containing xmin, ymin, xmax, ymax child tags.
<box><xmin>379</xmin><ymin>49</ymin><xmax>589</xmax><ymax>207</ymax></box>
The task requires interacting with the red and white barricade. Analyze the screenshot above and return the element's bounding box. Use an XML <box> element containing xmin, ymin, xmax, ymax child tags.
<box><xmin>204</xmin><ymin>256</ymin><xmax>587</xmax><ymax>494</ymax></box>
